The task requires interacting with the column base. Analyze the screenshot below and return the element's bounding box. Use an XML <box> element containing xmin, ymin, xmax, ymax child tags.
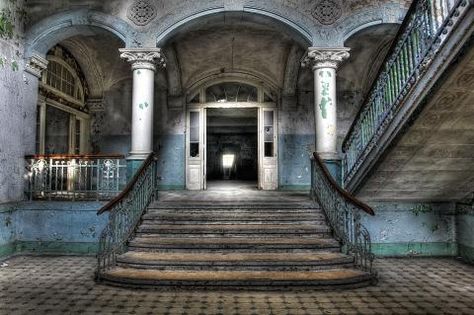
<box><xmin>127</xmin><ymin>151</ymin><xmax>152</xmax><ymax>160</ymax></box>
<box><xmin>126</xmin><ymin>152</ymin><xmax>152</xmax><ymax>179</ymax></box>
<box><xmin>317</xmin><ymin>152</ymin><xmax>342</xmax><ymax>186</ymax></box>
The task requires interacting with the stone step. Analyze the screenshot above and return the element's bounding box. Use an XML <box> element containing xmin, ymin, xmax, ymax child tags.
<box><xmin>136</xmin><ymin>224</ymin><xmax>332</xmax><ymax>235</ymax></box>
<box><xmin>145</xmin><ymin>209</ymin><xmax>323</xmax><ymax>216</ymax></box>
<box><xmin>128</xmin><ymin>237</ymin><xmax>340</xmax><ymax>252</ymax></box>
<box><xmin>142</xmin><ymin>213</ymin><xmax>326</xmax><ymax>221</ymax></box>
<box><xmin>142</xmin><ymin>220</ymin><xmax>329</xmax><ymax>226</ymax></box>
<box><xmin>100</xmin><ymin>268</ymin><xmax>373</xmax><ymax>289</ymax></box>
<box><xmin>149</xmin><ymin>203</ymin><xmax>318</xmax><ymax>210</ymax></box>
<box><xmin>116</xmin><ymin>251</ymin><xmax>353</xmax><ymax>271</ymax></box>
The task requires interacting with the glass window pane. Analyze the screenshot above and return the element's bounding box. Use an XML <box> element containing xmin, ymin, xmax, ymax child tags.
<box><xmin>264</xmin><ymin>126</ymin><xmax>274</xmax><ymax>142</ymax></box>
<box><xmin>190</xmin><ymin>143</ymin><xmax>199</xmax><ymax>158</ymax></box>
<box><xmin>205</xmin><ymin>82</ymin><xmax>258</xmax><ymax>103</ymax></box>
<box><xmin>190</xmin><ymin>112</ymin><xmax>200</xmax><ymax>142</ymax></box>
<box><xmin>264</xmin><ymin>111</ymin><xmax>274</xmax><ymax>126</ymax></box>
<box><xmin>264</xmin><ymin>143</ymin><xmax>274</xmax><ymax>157</ymax></box>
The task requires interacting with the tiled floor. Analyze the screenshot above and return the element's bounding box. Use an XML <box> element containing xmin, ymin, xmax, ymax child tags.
<box><xmin>1</xmin><ymin>256</ymin><xmax>473</xmax><ymax>314</ymax></box>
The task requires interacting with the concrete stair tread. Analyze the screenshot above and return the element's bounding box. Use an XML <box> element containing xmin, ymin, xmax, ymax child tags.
<box><xmin>118</xmin><ymin>251</ymin><xmax>351</xmax><ymax>263</ymax></box>
<box><xmin>130</xmin><ymin>237</ymin><xmax>339</xmax><ymax>246</ymax></box>
<box><xmin>149</xmin><ymin>203</ymin><xmax>316</xmax><ymax>208</ymax></box>
<box><xmin>103</xmin><ymin>267</ymin><xmax>370</xmax><ymax>282</ymax></box>
<box><xmin>139</xmin><ymin>224</ymin><xmax>329</xmax><ymax>230</ymax></box>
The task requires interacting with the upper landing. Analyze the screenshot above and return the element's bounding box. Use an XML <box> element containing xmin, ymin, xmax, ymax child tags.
<box><xmin>158</xmin><ymin>180</ymin><xmax>311</xmax><ymax>204</ymax></box>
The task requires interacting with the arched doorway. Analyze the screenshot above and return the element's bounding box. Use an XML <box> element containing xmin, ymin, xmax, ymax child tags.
<box><xmin>185</xmin><ymin>81</ymin><xmax>278</xmax><ymax>190</ymax></box>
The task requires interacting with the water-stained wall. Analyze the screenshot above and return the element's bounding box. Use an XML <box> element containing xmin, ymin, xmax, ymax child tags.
<box><xmin>0</xmin><ymin>202</ymin><xmax>108</xmax><ymax>259</ymax></box>
<box><xmin>362</xmin><ymin>202</ymin><xmax>458</xmax><ymax>257</ymax></box>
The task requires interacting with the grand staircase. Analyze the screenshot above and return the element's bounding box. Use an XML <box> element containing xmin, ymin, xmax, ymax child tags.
<box><xmin>99</xmin><ymin>200</ymin><xmax>374</xmax><ymax>289</ymax></box>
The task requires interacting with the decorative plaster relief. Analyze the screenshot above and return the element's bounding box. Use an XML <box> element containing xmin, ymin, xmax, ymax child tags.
<box><xmin>127</xmin><ymin>0</ymin><xmax>158</xmax><ymax>26</ymax></box>
<box><xmin>312</xmin><ymin>0</ymin><xmax>343</xmax><ymax>25</ymax></box>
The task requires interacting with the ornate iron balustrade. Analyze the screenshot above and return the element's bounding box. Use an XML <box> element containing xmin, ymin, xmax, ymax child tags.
<box><xmin>25</xmin><ymin>154</ymin><xmax>126</xmax><ymax>201</ymax></box>
<box><xmin>342</xmin><ymin>0</ymin><xmax>471</xmax><ymax>184</ymax></box>
<box><xmin>96</xmin><ymin>153</ymin><xmax>158</xmax><ymax>280</ymax></box>
<box><xmin>311</xmin><ymin>153</ymin><xmax>376</xmax><ymax>274</ymax></box>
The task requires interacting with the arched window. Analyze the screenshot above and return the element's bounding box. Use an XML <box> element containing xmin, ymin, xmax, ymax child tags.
<box><xmin>205</xmin><ymin>82</ymin><xmax>258</xmax><ymax>103</ymax></box>
<box><xmin>36</xmin><ymin>46</ymin><xmax>90</xmax><ymax>155</ymax></box>
<box><xmin>44</xmin><ymin>59</ymin><xmax>85</xmax><ymax>103</ymax></box>
<box><xmin>187</xmin><ymin>80</ymin><xmax>276</xmax><ymax>104</ymax></box>
<box><xmin>41</xmin><ymin>46</ymin><xmax>87</xmax><ymax>106</ymax></box>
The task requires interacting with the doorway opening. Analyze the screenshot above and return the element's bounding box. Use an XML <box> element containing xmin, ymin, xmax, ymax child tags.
<box><xmin>206</xmin><ymin>108</ymin><xmax>258</xmax><ymax>190</ymax></box>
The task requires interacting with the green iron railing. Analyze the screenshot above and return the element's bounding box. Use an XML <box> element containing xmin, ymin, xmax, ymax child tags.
<box><xmin>96</xmin><ymin>153</ymin><xmax>159</xmax><ymax>280</ymax></box>
<box><xmin>342</xmin><ymin>0</ymin><xmax>471</xmax><ymax>184</ymax></box>
<box><xmin>311</xmin><ymin>153</ymin><xmax>376</xmax><ymax>275</ymax></box>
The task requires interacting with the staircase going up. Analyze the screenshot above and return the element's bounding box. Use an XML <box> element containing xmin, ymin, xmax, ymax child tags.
<box><xmin>99</xmin><ymin>199</ymin><xmax>374</xmax><ymax>289</ymax></box>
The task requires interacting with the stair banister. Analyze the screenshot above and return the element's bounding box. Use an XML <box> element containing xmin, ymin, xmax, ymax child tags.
<box><xmin>311</xmin><ymin>152</ymin><xmax>376</xmax><ymax>275</ymax></box>
<box><xmin>96</xmin><ymin>153</ymin><xmax>159</xmax><ymax>280</ymax></box>
<box><xmin>342</xmin><ymin>0</ymin><xmax>471</xmax><ymax>185</ymax></box>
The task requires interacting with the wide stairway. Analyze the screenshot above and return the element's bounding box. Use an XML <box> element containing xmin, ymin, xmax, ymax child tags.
<box><xmin>99</xmin><ymin>198</ymin><xmax>374</xmax><ymax>289</ymax></box>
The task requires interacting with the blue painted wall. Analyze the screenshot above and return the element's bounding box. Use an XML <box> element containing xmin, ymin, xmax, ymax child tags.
<box><xmin>0</xmin><ymin>204</ymin><xmax>16</xmax><ymax>258</ymax></box>
<box><xmin>155</xmin><ymin>134</ymin><xmax>185</xmax><ymax>190</ymax></box>
<box><xmin>362</xmin><ymin>202</ymin><xmax>457</xmax><ymax>257</ymax></box>
<box><xmin>279</xmin><ymin>134</ymin><xmax>314</xmax><ymax>190</ymax></box>
<box><xmin>457</xmin><ymin>204</ymin><xmax>474</xmax><ymax>264</ymax></box>
<box><xmin>0</xmin><ymin>202</ymin><xmax>107</xmax><ymax>259</ymax></box>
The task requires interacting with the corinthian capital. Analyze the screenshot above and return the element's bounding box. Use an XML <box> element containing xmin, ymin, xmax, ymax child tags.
<box><xmin>119</xmin><ymin>48</ymin><xmax>166</xmax><ymax>71</ymax></box>
<box><xmin>302</xmin><ymin>47</ymin><xmax>350</xmax><ymax>70</ymax></box>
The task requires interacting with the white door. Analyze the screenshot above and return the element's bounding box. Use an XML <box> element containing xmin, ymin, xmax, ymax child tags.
<box><xmin>259</xmin><ymin>108</ymin><xmax>278</xmax><ymax>190</ymax></box>
<box><xmin>186</xmin><ymin>108</ymin><xmax>206</xmax><ymax>190</ymax></box>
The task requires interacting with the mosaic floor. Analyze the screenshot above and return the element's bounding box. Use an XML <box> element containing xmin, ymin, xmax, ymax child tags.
<box><xmin>0</xmin><ymin>256</ymin><xmax>473</xmax><ymax>314</ymax></box>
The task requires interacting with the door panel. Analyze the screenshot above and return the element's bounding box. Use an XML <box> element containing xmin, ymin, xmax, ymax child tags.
<box><xmin>259</xmin><ymin>108</ymin><xmax>278</xmax><ymax>190</ymax></box>
<box><xmin>186</xmin><ymin>109</ymin><xmax>205</xmax><ymax>190</ymax></box>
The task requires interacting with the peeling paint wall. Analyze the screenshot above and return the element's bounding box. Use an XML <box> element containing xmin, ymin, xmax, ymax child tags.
<box><xmin>457</xmin><ymin>204</ymin><xmax>474</xmax><ymax>264</ymax></box>
<box><xmin>0</xmin><ymin>204</ymin><xmax>16</xmax><ymax>258</ymax></box>
<box><xmin>362</xmin><ymin>202</ymin><xmax>458</xmax><ymax>257</ymax></box>
<box><xmin>0</xmin><ymin>202</ymin><xmax>108</xmax><ymax>259</ymax></box>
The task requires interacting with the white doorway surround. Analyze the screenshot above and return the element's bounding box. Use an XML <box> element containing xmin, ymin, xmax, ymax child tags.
<box><xmin>185</xmin><ymin>80</ymin><xmax>278</xmax><ymax>191</ymax></box>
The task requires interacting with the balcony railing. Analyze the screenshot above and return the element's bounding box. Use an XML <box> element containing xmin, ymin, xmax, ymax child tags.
<box><xmin>25</xmin><ymin>154</ymin><xmax>126</xmax><ymax>201</ymax></box>
<box><xmin>342</xmin><ymin>0</ymin><xmax>471</xmax><ymax>184</ymax></box>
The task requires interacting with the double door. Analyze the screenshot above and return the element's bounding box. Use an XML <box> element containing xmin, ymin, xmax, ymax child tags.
<box><xmin>186</xmin><ymin>106</ymin><xmax>278</xmax><ymax>190</ymax></box>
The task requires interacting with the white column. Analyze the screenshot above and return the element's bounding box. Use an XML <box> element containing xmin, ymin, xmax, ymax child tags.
<box><xmin>120</xmin><ymin>48</ymin><xmax>166</xmax><ymax>159</ymax></box>
<box><xmin>302</xmin><ymin>48</ymin><xmax>350</xmax><ymax>160</ymax></box>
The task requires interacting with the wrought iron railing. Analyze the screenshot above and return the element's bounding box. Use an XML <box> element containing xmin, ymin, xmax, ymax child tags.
<box><xmin>342</xmin><ymin>0</ymin><xmax>471</xmax><ymax>183</ymax></box>
<box><xmin>96</xmin><ymin>153</ymin><xmax>158</xmax><ymax>280</ymax></box>
<box><xmin>25</xmin><ymin>154</ymin><xmax>126</xmax><ymax>201</ymax></box>
<box><xmin>311</xmin><ymin>152</ymin><xmax>376</xmax><ymax>275</ymax></box>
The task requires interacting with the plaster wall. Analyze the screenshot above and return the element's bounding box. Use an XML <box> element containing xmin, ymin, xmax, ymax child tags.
<box><xmin>0</xmin><ymin>0</ymin><xmax>39</xmax><ymax>204</ymax></box>
<box><xmin>362</xmin><ymin>202</ymin><xmax>458</xmax><ymax>257</ymax></box>
<box><xmin>457</xmin><ymin>204</ymin><xmax>474</xmax><ymax>264</ymax></box>
<box><xmin>0</xmin><ymin>202</ymin><xmax>107</xmax><ymax>259</ymax></box>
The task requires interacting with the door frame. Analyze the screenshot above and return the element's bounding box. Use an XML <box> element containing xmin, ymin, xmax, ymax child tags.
<box><xmin>186</xmin><ymin>101</ymin><xmax>278</xmax><ymax>190</ymax></box>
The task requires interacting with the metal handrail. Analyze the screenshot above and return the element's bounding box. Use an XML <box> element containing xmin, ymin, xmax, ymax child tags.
<box><xmin>96</xmin><ymin>153</ymin><xmax>159</xmax><ymax>279</ymax></box>
<box><xmin>342</xmin><ymin>0</ymin><xmax>471</xmax><ymax>183</ymax></box>
<box><xmin>311</xmin><ymin>152</ymin><xmax>376</xmax><ymax>274</ymax></box>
